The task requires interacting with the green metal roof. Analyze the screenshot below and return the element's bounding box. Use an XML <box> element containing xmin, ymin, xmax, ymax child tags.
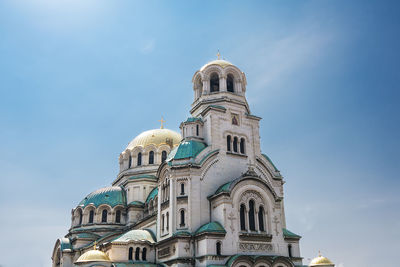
<box><xmin>262</xmin><ymin>154</ymin><xmax>279</xmax><ymax>172</ymax></box>
<box><xmin>214</xmin><ymin>181</ymin><xmax>233</xmax><ymax>195</ymax></box>
<box><xmin>195</xmin><ymin>221</ymin><xmax>226</xmax><ymax>235</ymax></box>
<box><xmin>173</xmin><ymin>230</ymin><xmax>192</xmax><ymax>237</ymax></box>
<box><xmin>128</xmin><ymin>174</ymin><xmax>157</xmax><ymax>181</ymax></box>
<box><xmin>59</xmin><ymin>238</ymin><xmax>71</xmax><ymax>251</ymax></box>
<box><xmin>166</xmin><ymin>140</ymin><xmax>207</xmax><ymax>161</ymax></box>
<box><xmin>128</xmin><ymin>201</ymin><xmax>144</xmax><ymax>207</ymax></box>
<box><xmin>209</xmin><ymin>105</ymin><xmax>226</xmax><ymax>110</ymax></box>
<box><xmin>185</xmin><ymin>117</ymin><xmax>203</xmax><ymax>123</ymax></box>
<box><xmin>78</xmin><ymin>186</ymin><xmax>126</xmax><ymax>208</ymax></box>
<box><xmin>112</xmin><ymin>229</ymin><xmax>156</xmax><ymax>244</ymax></box>
<box><xmin>76</xmin><ymin>233</ymin><xmax>99</xmax><ymax>239</ymax></box>
<box><xmin>145</xmin><ymin>187</ymin><xmax>158</xmax><ymax>203</ymax></box>
<box><xmin>283</xmin><ymin>228</ymin><xmax>301</xmax><ymax>239</ymax></box>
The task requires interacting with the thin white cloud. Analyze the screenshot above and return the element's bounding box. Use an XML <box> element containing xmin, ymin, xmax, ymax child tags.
<box><xmin>140</xmin><ymin>39</ymin><xmax>156</xmax><ymax>54</ymax></box>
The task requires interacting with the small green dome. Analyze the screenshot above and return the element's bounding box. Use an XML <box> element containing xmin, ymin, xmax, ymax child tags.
<box><xmin>78</xmin><ymin>186</ymin><xmax>126</xmax><ymax>208</ymax></box>
<box><xmin>112</xmin><ymin>229</ymin><xmax>156</xmax><ymax>244</ymax></box>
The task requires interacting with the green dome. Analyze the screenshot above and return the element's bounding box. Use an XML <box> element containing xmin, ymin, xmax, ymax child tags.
<box><xmin>78</xmin><ymin>186</ymin><xmax>126</xmax><ymax>208</ymax></box>
<box><xmin>112</xmin><ymin>229</ymin><xmax>156</xmax><ymax>244</ymax></box>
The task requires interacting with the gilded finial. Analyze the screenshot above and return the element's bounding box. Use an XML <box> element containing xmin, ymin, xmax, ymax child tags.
<box><xmin>93</xmin><ymin>241</ymin><xmax>97</xmax><ymax>250</ymax></box>
<box><xmin>318</xmin><ymin>250</ymin><xmax>321</xmax><ymax>257</ymax></box>
<box><xmin>158</xmin><ymin>117</ymin><xmax>166</xmax><ymax>129</ymax></box>
<box><xmin>217</xmin><ymin>50</ymin><xmax>221</xmax><ymax>60</ymax></box>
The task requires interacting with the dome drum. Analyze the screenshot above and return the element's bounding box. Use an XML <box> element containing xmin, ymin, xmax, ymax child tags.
<box><xmin>192</xmin><ymin>59</ymin><xmax>247</xmax><ymax>100</ymax></box>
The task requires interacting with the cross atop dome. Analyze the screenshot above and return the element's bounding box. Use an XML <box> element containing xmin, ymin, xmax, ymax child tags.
<box><xmin>158</xmin><ymin>116</ymin><xmax>166</xmax><ymax>129</ymax></box>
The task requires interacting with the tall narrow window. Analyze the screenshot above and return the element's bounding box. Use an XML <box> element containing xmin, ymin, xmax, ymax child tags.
<box><xmin>180</xmin><ymin>210</ymin><xmax>185</xmax><ymax>226</ymax></box>
<box><xmin>258</xmin><ymin>206</ymin><xmax>265</xmax><ymax>232</ymax></box>
<box><xmin>101</xmin><ymin>209</ymin><xmax>107</xmax><ymax>223</ymax></box>
<box><xmin>227</xmin><ymin>74</ymin><xmax>234</xmax><ymax>92</ymax></box>
<box><xmin>142</xmin><ymin>247</ymin><xmax>147</xmax><ymax>261</ymax></box>
<box><xmin>161</xmin><ymin>151</ymin><xmax>167</xmax><ymax>162</ymax></box>
<box><xmin>196</xmin><ymin>125</ymin><xmax>199</xmax><ymax>136</ymax></box>
<box><xmin>166</xmin><ymin>212</ymin><xmax>169</xmax><ymax>230</ymax></box>
<box><xmin>128</xmin><ymin>155</ymin><xmax>132</xmax><ymax>168</ymax></box>
<box><xmin>249</xmin><ymin>200</ymin><xmax>256</xmax><ymax>231</ymax></box>
<box><xmin>240</xmin><ymin>138</ymin><xmax>245</xmax><ymax>154</ymax></box>
<box><xmin>116</xmin><ymin>210</ymin><xmax>121</xmax><ymax>223</ymax></box>
<box><xmin>128</xmin><ymin>247</ymin><xmax>133</xmax><ymax>260</ymax></box>
<box><xmin>89</xmin><ymin>210</ymin><xmax>94</xmax><ymax>224</ymax></box>
<box><xmin>149</xmin><ymin>151</ymin><xmax>154</xmax><ymax>164</ymax></box>
<box><xmin>240</xmin><ymin>204</ymin><xmax>246</xmax><ymax>231</ymax></box>
<box><xmin>227</xmin><ymin>135</ymin><xmax>231</xmax><ymax>151</ymax></box>
<box><xmin>162</xmin><ymin>214</ymin><xmax>165</xmax><ymax>231</ymax></box>
<box><xmin>216</xmin><ymin>241</ymin><xmax>222</xmax><ymax>255</ymax></box>
<box><xmin>210</xmin><ymin>73</ymin><xmax>219</xmax><ymax>92</ymax></box>
<box><xmin>180</xmin><ymin>183</ymin><xmax>185</xmax><ymax>195</ymax></box>
<box><xmin>288</xmin><ymin>244</ymin><xmax>293</xmax><ymax>258</ymax></box>
<box><xmin>137</xmin><ymin>152</ymin><xmax>142</xmax><ymax>166</ymax></box>
<box><xmin>233</xmin><ymin>137</ymin><xmax>238</xmax><ymax>152</ymax></box>
<box><xmin>78</xmin><ymin>210</ymin><xmax>82</xmax><ymax>225</ymax></box>
<box><xmin>135</xmin><ymin>247</ymin><xmax>140</xmax><ymax>260</ymax></box>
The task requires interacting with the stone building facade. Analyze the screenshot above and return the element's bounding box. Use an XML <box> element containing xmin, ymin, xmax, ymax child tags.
<box><xmin>52</xmin><ymin>58</ymin><xmax>334</xmax><ymax>267</ymax></box>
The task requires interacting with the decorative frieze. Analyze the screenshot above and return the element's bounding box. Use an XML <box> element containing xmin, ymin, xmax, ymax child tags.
<box><xmin>238</xmin><ymin>242</ymin><xmax>273</xmax><ymax>252</ymax></box>
<box><xmin>158</xmin><ymin>246</ymin><xmax>171</xmax><ymax>258</ymax></box>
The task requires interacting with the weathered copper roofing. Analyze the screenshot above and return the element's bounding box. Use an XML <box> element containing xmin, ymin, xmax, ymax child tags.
<box><xmin>166</xmin><ymin>140</ymin><xmax>207</xmax><ymax>161</ymax></box>
<box><xmin>145</xmin><ymin>187</ymin><xmax>158</xmax><ymax>204</ymax></box>
<box><xmin>195</xmin><ymin>221</ymin><xmax>226</xmax><ymax>235</ymax></box>
<box><xmin>112</xmin><ymin>229</ymin><xmax>156</xmax><ymax>244</ymax></box>
<box><xmin>78</xmin><ymin>186</ymin><xmax>126</xmax><ymax>208</ymax></box>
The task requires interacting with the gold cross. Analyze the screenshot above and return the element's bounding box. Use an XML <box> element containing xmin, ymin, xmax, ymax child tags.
<box><xmin>217</xmin><ymin>50</ymin><xmax>221</xmax><ymax>60</ymax></box>
<box><xmin>158</xmin><ymin>117</ymin><xmax>166</xmax><ymax>129</ymax></box>
<box><xmin>93</xmin><ymin>241</ymin><xmax>97</xmax><ymax>250</ymax></box>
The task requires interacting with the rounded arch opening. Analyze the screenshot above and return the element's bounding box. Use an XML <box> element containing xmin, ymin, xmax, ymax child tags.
<box><xmin>210</xmin><ymin>72</ymin><xmax>220</xmax><ymax>92</ymax></box>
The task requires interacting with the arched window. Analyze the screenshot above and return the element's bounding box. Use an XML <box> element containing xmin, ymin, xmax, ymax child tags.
<box><xmin>249</xmin><ymin>200</ymin><xmax>256</xmax><ymax>231</ymax></box>
<box><xmin>166</xmin><ymin>212</ymin><xmax>169</xmax><ymax>230</ymax></box>
<box><xmin>180</xmin><ymin>210</ymin><xmax>185</xmax><ymax>227</ymax></box>
<box><xmin>78</xmin><ymin>210</ymin><xmax>82</xmax><ymax>225</ymax></box>
<box><xmin>89</xmin><ymin>210</ymin><xmax>94</xmax><ymax>224</ymax></box>
<box><xmin>116</xmin><ymin>210</ymin><xmax>121</xmax><ymax>223</ymax></box>
<box><xmin>128</xmin><ymin>155</ymin><xmax>132</xmax><ymax>168</ymax></box>
<box><xmin>180</xmin><ymin>183</ymin><xmax>185</xmax><ymax>195</ymax></box>
<box><xmin>161</xmin><ymin>151</ymin><xmax>167</xmax><ymax>162</ymax></box>
<box><xmin>227</xmin><ymin>135</ymin><xmax>231</xmax><ymax>151</ymax></box>
<box><xmin>288</xmin><ymin>244</ymin><xmax>293</xmax><ymax>258</ymax></box>
<box><xmin>196</xmin><ymin>124</ymin><xmax>199</xmax><ymax>136</ymax></box>
<box><xmin>227</xmin><ymin>74</ymin><xmax>234</xmax><ymax>92</ymax></box>
<box><xmin>258</xmin><ymin>206</ymin><xmax>265</xmax><ymax>232</ymax></box>
<box><xmin>162</xmin><ymin>214</ymin><xmax>165</xmax><ymax>231</ymax></box>
<box><xmin>240</xmin><ymin>138</ymin><xmax>245</xmax><ymax>154</ymax></box>
<box><xmin>233</xmin><ymin>137</ymin><xmax>238</xmax><ymax>152</ymax></box>
<box><xmin>216</xmin><ymin>241</ymin><xmax>222</xmax><ymax>255</ymax></box>
<box><xmin>210</xmin><ymin>73</ymin><xmax>219</xmax><ymax>92</ymax></box>
<box><xmin>135</xmin><ymin>247</ymin><xmax>140</xmax><ymax>260</ymax></box>
<box><xmin>137</xmin><ymin>152</ymin><xmax>142</xmax><ymax>166</ymax></box>
<box><xmin>149</xmin><ymin>151</ymin><xmax>154</xmax><ymax>164</ymax></box>
<box><xmin>240</xmin><ymin>204</ymin><xmax>246</xmax><ymax>231</ymax></box>
<box><xmin>142</xmin><ymin>247</ymin><xmax>147</xmax><ymax>261</ymax></box>
<box><xmin>101</xmin><ymin>209</ymin><xmax>107</xmax><ymax>223</ymax></box>
<box><xmin>128</xmin><ymin>247</ymin><xmax>133</xmax><ymax>260</ymax></box>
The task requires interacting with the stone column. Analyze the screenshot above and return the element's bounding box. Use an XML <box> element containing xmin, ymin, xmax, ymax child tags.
<box><xmin>171</xmin><ymin>178</ymin><xmax>176</xmax><ymax>232</ymax></box>
<box><xmin>220</xmin><ymin>75</ymin><xmax>227</xmax><ymax>92</ymax></box>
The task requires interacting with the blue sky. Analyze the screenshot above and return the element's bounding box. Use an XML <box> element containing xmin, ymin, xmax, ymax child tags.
<box><xmin>0</xmin><ymin>1</ymin><xmax>399</xmax><ymax>266</ymax></box>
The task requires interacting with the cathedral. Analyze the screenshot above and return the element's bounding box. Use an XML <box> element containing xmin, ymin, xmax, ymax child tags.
<box><xmin>51</xmin><ymin>57</ymin><xmax>335</xmax><ymax>267</ymax></box>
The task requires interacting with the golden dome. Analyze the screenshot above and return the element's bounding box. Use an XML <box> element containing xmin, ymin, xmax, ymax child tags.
<box><xmin>200</xmin><ymin>59</ymin><xmax>233</xmax><ymax>71</ymax></box>
<box><xmin>310</xmin><ymin>253</ymin><xmax>334</xmax><ymax>266</ymax></box>
<box><xmin>75</xmin><ymin>249</ymin><xmax>110</xmax><ymax>263</ymax></box>
<box><xmin>126</xmin><ymin>128</ymin><xmax>181</xmax><ymax>150</ymax></box>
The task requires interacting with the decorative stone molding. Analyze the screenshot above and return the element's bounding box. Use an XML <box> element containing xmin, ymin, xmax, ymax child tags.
<box><xmin>238</xmin><ymin>242</ymin><xmax>273</xmax><ymax>252</ymax></box>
